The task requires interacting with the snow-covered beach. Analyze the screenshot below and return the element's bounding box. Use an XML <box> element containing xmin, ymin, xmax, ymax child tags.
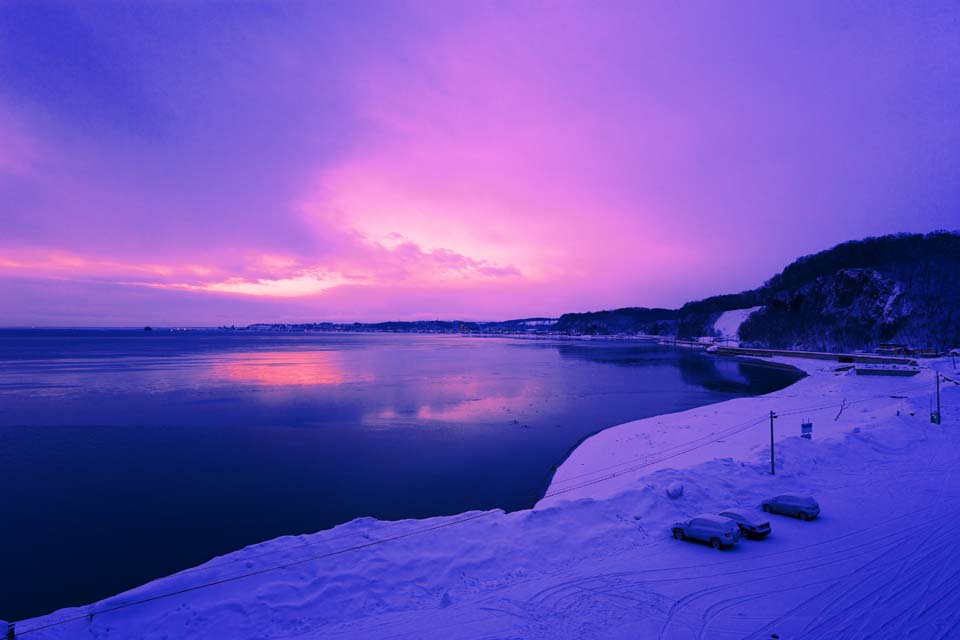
<box><xmin>5</xmin><ymin>0</ymin><xmax>959</xmax><ymax>636</ymax></box>
<box><xmin>12</xmin><ymin>355</ymin><xmax>959</xmax><ymax>639</ymax></box>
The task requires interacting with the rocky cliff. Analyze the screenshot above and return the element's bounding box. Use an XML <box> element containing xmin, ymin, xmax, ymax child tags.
<box><xmin>555</xmin><ymin>231</ymin><xmax>960</xmax><ymax>352</ymax></box>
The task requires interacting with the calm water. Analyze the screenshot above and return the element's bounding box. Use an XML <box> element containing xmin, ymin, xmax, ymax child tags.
<box><xmin>0</xmin><ymin>330</ymin><xmax>801</xmax><ymax>619</ymax></box>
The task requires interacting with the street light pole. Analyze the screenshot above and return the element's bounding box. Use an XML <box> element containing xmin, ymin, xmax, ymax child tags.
<box><xmin>770</xmin><ymin>410</ymin><xmax>777</xmax><ymax>474</ymax></box>
<box><xmin>937</xmin><ymin>372</ymin><xmax>941</xmax><ymax>424</ymax></box>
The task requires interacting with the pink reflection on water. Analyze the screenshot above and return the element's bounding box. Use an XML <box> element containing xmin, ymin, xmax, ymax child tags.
<box><xmin>212</xmin><ymin>351</ymin><xmax>370</xmax><ymax>386</ymax></box>
<box><xmin>376</xmin><ymin>376</ymin><xmax>542</xmax><ymax>425</ymax></box>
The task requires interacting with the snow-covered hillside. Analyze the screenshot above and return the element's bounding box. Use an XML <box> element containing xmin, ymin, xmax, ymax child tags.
<box><xmin>12</xmin><ymin>358</ymin><xmax>960</xmax><ymax>639</ymax></box>
<box><xmin>711</xmin><ymin>306</ymin><xmax>760</xmax><ymax>344</ymax></box>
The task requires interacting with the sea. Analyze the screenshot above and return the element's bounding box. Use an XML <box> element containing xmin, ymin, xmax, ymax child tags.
<box><xmin>0</xmin><ymin>329</ymin><xmax>802</xmax><ymax>620</ymax></box>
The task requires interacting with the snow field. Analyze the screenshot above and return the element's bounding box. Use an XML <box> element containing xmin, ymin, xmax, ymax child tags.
<box><xmin>17</xmin><ymin>358</ymin><xmax>960</xmax><ymax>639</ymax></box>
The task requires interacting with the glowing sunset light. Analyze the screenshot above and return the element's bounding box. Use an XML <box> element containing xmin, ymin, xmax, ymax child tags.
<box><xmin>0</xmin><ymin>251</ymin><xmax>189</xmax><ymax>278</ymax></box>
<box><xmin>0</xmin><ymin>1</ymin><xmax>957</xmax><ymax>325</ymax></box>
<box><xmin>160</xmin><ymin>272</ymin><xmax>361</xmax><ymax>298</ymax></box>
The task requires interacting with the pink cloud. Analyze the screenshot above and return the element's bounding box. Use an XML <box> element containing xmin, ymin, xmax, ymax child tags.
<box><xmin>299</xmin><ymin>5</ymin><xmax>711</xmax><ymax>309</ymax></box>
<box><xmin>0</xmin><ymin>230</ymin><xmax>522</xmax><ymax>303</ymax></box>
<box><xmin>1</xmin><ymin>2</ymin><xmax>958</xmax><ymax>325</ymax></box>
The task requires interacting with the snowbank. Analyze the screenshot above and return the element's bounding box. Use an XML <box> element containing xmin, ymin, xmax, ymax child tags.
<box><xmin>17</xmin><ymin>357</ymin><xmax>960</xmax><ymax>639</ymax></box>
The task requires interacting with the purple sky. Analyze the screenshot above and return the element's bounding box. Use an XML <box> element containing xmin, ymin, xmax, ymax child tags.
<box><xmin>1</xmin><ymin>1</ymin><xmax>958</xmax><ymax>326</ymax></box>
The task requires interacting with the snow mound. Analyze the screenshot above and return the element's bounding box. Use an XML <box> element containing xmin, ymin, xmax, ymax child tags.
<box><xmin>666</xmin><ymin>481</ymin><xmax>684</xmax><ymax>499</ymax></box>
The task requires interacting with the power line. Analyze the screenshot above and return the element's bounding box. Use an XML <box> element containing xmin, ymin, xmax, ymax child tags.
<box><xmin>550</xmin><ymin>414</ymin><xmax>771</xmax><ymax>486</ymax></box>
<box><xmin>13</xmin><ymin>372</ymin><xmax>945</xmax><ymax>636</ymax></box>
<box><xmin>169</xmin><ymin>515</ymin><xmax>425</xmax><ymax>581</ymax></box>
<box><xmin>550</xmin><ymin>379</ymin><xmax>934</xmax><ymax>488</ymax></box>
<box><xmin>543</xmin><ymin>416</ymin><xmax>769</xmax><ymax>499</ymax></box>
<box><xmin>774</xmin><ymin>380</ymin><xmax>931</xmax><ymax>418</ymax></box>
<box><xmin>12</xmin><ymin>411</ymin><xmax>767</xmax><ymax>636</ymax></box>
<box><xmin>15</xmin><ymin>511</ymin><xmax>499</xmax><ymax>636</ymax></box>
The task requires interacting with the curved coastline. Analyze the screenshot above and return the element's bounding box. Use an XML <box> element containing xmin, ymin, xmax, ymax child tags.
<box><xmin>2</xmin><ymin>332</ymin><xmax>805</xmax><ymax>623</ymax></box>
<box><xmin>535</xmin><ymin>356</ymin><xmax>870</xmax><ymax>508</ymax></box>
<box><xmin>535</xmin><ymin>354</ymin><xmax>808</xmax><ymax>504</ymax></box>
<box><xmin>12</xmin><ymin>349</ymin><xmax>807</xmax><ymax>626</ymax></box>
<box><xmin>18</xmin><ymin>354</ymin><xmax>948</xmax><ymax>637</ymax></box>
<box><xmin>539</xmin><ymin>355</ymin><xmax>832</xmax><ymax>507</ymax></box>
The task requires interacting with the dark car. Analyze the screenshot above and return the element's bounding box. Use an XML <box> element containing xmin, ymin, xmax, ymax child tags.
<box><xmin>718</xmin><ymin>508</ymin><xmax>771</xmax><ymax>539</ymax></box>
<box><xmin>761</xmin><ymin>495</ymin><xmax>820</xmax><ymax>520</ymax></box>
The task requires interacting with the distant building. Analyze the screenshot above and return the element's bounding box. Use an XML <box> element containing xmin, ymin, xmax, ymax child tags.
<box><xmin>876</xmin><ymin>343</ymin><xmax>941</xmax><ymax>358</ymax></box>
<box><xmin>876</xmin><ymin>343</ymin><xmax>909</xmax><ymax>356</ymax></box>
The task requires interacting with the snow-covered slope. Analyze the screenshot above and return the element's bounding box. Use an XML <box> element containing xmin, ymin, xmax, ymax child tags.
<box><xmin>13</xmin><ymin>358</ymin><xmax>960</xmax><ymax>639</ymax></box>
<box><xmin>712</xmin><ymin>306</ymin><xmax>761</xmax><ymax>343</ymax></box>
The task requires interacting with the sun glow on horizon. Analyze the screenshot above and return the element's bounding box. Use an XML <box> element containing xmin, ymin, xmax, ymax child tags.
<box><xmin>157</xmin><ymin>271</ymin><xmax>362</xmax><ymax>298</ymax></box>
<box><xmin>1</xmin><ymin>2</ymin><xmax>957</xmax><ymax>324</ymax></box>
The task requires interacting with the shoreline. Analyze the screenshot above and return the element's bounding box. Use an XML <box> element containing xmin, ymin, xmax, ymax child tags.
<box><xmin>3</xmin><ymin>337</ymin><xmax>793</xmax><ymax>624</ymax></box>
<box><xmin>15</xmin><ymin>357</ymin><xmax>956</xmax><ymax>638</ymax></box>
<box><xmin>539</xmin><ymin>354</ymin><xmax>910</xmax><ymax>505</ymax></box>
<box><xmin>534</xmin><ymin>354</ymin><xmax>808</xmax><ymax>504</ymax></box>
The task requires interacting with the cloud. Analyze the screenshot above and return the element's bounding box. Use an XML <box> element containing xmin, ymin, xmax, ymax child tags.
<box><xmin>1</xmin><ymin>2</ymin><xmax>958</xmax><ymax>324</ymax></box>
<box><xmin>0</xmin><ymin>231</ymin><xmax>521</xmax><ymax>303</ymax></box>
<box><xmin>156</xmin><ymin>272</ymin><xmax>357</xmax><ymax>298</ymax></box>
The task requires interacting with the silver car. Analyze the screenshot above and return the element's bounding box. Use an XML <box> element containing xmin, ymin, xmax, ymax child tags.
<box><xmin>761</xmin><ymin>495</ymin><xmax>820</xmax><ymax>520</ymax></box>
<box><xmin>718</xmin><ymin>508</ymin><xmax>772</xmax><ymax>539</ymax></box>
<box><xmin>672</xmin><ymin>514</ymin><xmax>741</xmax><ymax>549</ymax></box>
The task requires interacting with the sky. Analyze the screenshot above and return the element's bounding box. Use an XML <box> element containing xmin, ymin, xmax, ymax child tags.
<box><xmin>1</xmin><ymin>1</ymin><xmax>958</xmax><ymax>326</ymax></box>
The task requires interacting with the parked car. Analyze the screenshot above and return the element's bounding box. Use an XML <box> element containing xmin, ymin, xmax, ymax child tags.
<box><xmin>672</xmin><ymin>514</ymin><xmax>741</xmax><ymax>549</ymax></box>
<box><xmin>761</xmin><ymin>495</ymin><xmax>820</xmax><ymax>520</ymax></box>
<box><xmin>717</xmin><ymin>508</ymin><xmax>771</xmax><ymax>539</ymax></box>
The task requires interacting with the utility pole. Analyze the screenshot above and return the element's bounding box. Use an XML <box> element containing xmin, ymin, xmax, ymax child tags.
<box><xmin>769</xmin><ymin>410</ymin><xmax>777</xmax><ymax>475</ymax></box>
<box><xmin>937</xmin><ymin>372</ymin><xmax>942</xmax><ymax>424</ymax></box>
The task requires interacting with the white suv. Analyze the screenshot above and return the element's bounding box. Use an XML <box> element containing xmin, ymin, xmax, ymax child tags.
<box><xmin>672</xmin><ymin>514</ymin><xmax>741</xmax><ymax>549</ymax></box>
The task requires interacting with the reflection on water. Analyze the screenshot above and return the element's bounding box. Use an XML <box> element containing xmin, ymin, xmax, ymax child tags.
<box><xmin>369</xmin><ymin>372</ymin><xmax>538</xmax><ymax>425</ymax></box>
<box><xmin>0</xmin><ymin>330</ymin><xmax>802</xmax><ymax>620</ymax></box>
<box><xmin>213</xmin><ymin>351</ymin><xmax>367</xmax><ymax>386</ymax></box>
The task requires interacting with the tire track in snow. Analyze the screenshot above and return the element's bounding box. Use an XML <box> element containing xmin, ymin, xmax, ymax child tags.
<box><xmin>744</xmin><ymin>511</ymin><xmax>957</xmax><ymax>640</ymax></box>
